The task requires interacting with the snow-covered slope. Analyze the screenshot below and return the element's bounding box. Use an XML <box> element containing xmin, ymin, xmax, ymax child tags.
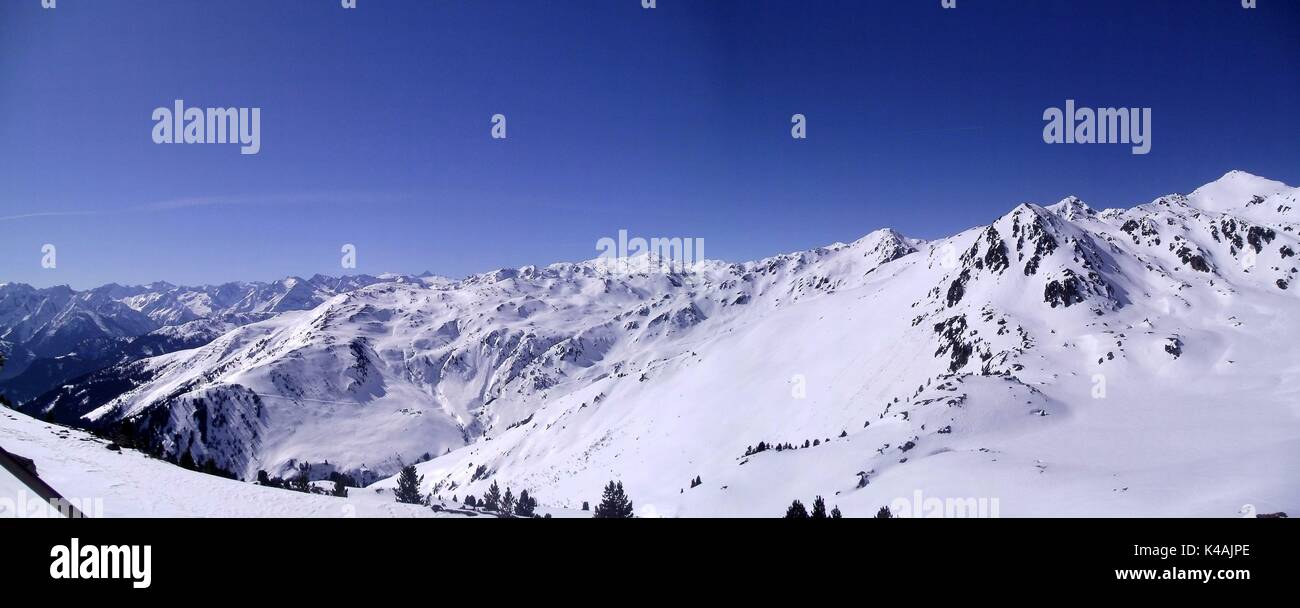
<box><xmin>0</xmin><ymin>274</ymin><xmax>427</xmax><ymax>404</ymax></box>
<box><xmin>13</xmin><ymin>171</ymin><xmax>1300</xmax><ymax>517</ymax></box>
<box><xmin>0</xmin><ymin>408</ymin><xmax>460</xmax><ymax>517</ymax></box>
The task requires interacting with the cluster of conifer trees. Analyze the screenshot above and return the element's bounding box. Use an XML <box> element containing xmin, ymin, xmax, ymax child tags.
<box><xmin>395</xmin><ymin>465</ymin><xmax>637</xmax><ymax>519</ymax></box>
<box><xmin>784</xmin><ymin>497</ymin><xmax>894</xmax><ymax>518</ymax></box>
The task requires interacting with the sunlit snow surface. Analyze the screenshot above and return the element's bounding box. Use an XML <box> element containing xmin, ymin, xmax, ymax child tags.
<box><xmin>6</xmin><ymin>171</ymin><xmax>1300</xmax><ymax>517</ymax></box>
<box><xmin>0</xmin><ymin>410</ymin><xmax>461</xmax><ymax>517</ymax></box>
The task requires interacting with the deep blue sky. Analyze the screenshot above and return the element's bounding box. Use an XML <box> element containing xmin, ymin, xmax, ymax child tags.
<box><xmin>2</xmin><ymin>0</ymin><xmax>1297</xmax><ymax>289</ymax></box>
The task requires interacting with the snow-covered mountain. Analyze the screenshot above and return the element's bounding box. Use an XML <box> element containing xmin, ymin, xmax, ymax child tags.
<box><xmin>12</xmin><ymin>171</ymin><xmax>1300</xmax><ymax>516</ymax></box>
<box><xmin>0</xmin><ymin>274</ymin><xmax>426</xmax><ymax>403</ymax></box>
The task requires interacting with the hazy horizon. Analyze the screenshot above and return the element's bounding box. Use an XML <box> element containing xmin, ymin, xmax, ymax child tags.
<box><xmin>3</xmin><ymin>0</ymin><xmax>1298</xmax><ymax>289</ymax></box>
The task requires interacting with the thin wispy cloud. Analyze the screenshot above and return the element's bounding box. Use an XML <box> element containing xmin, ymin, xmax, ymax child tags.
<box><xmin>0</xmin><ymin>210</ymin><xmax>102</xmax><ymax>222</ymax></box>
<box><xmin>0</xmin><ymin>191</ymin><xmax>416</xmax><ymax>223</ymax></box>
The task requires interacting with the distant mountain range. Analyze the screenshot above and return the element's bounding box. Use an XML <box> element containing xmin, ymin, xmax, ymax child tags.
<box><xmin>3</xmin><ymin>171</ymin><xmax>1298</xmax><ymax>516</ymax></box>
<box><xmin>0</xmin><ymin>274</ymin><xmax>431</xmax><ymax>404</ymax></box>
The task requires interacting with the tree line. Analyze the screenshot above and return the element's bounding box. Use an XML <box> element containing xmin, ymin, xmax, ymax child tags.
<box><xmin>395</xmin><ymin>465</ymin><xmax>637</xmax><ymax>518</ymax></box>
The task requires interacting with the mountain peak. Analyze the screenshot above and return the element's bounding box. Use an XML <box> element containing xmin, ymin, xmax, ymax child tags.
<box><xmin>995</xmin><ymin>202</ymin><xmax>1056</xmax><ymax>228</ymax></box>
<box><xmin>1187</xmin><ymin>170</ymin><xmax>1292</xmax><ymax>213</ymax></box>
<box><xmin>841</xmin><ymin>227</ymin><xmax>904</xmax><ymax>250</ymax></box>
<box><xmin>1217</xmin><ymin>169</ymin><xmax>1274</xmax><ymax>182</ymax></box>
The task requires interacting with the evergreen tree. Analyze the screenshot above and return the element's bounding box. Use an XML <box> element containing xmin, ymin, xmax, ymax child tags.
<box><xmin>501</xmin><ymin>487</ymin><xmax>516</xmax><ymax>516</ymax></box>
<box><xmin>256</xmin><ymin>470</ymin><xmax>272</xmax><ymax>486</ymax></box>
<box><xmin>332</xmin><ymin>479</ymin><xmax>349</xmax><ymax>497</ymax></box>
<box><xmin>201</xmin><ymin>458</ymin><xmax>233</xmax><ymax>479</ymax></box>
<box><xmin>464</xmin><ymin>494</ymin><xmax>477</xmax><ymax>508</ymax></box>
<box><xmin>108</xmin><ymin>423</ymin><xmax>139</xmax><ymax>451</ymax></box>
<box><xmin>831</xmin><ymin>506</ymin><xmax>843</xmax><ymax>519</ymax></box>
<box><xmin>784</xmin><ymin>499</ymin><xmax>810</xmax><ymax>518</ymax></box>
<box><xmin>289</xmin><ymin>463</ymin><xmax>312</xmax><ymax>492</ymax></box>
<box><xmin>875</xmin><ymin>506</ymin><xmax>893</xmax><ymax>519</ymax></box>
<box><xmin>515</xmin><ymin>489</ymin><xmax>537</xmax><ymax>517</ymax></box>
<box><xmin>593</xmin><ymin>481</ymin><xmax>634</xmax><ymax>518</ymax></box>
<box><xmin>394</xmin><ymin>464</ymin><xmax>424</xmax><ymax>504</ymax></box>
<box><xmin>581</xmin><ymin>501</ymin><xmax>590</xmax><ymax>511</ymax></box>
<box><xmin>811</xmin><ymin>496</ymin><xmax>828</xmax><ymax>519</ymax></box>
<box><xmin>481</xmin><ymin>480</ymin><xmax>502</xmax><ymax>512</ymax></box>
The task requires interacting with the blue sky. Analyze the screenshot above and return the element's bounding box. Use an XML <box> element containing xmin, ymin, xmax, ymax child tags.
<box><xmin>2</xmin><ymin>0</ymin><xmax>1297</xmax><ymax>289</ymax></box>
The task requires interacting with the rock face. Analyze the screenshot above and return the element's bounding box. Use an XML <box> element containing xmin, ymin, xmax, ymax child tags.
<box><xmin>6</xmin><ymin>171</ymin><xmax>1300</xmax><ymax>517</ymax></box>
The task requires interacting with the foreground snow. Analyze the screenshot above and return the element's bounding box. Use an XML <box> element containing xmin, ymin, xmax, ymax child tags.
<box><xmin>0</xmin><ymin>409</ymin><xmax>457</xmax><ymax>517</ymax></box>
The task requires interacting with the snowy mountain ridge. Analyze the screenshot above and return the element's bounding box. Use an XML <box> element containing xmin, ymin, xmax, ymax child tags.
<box><xmin>0</xmin><ymin>273</ymin><xmax>430</xmax><ymax>403</ymax></box>
<box><xmin>10</xmin><ymin>170</ymin><xmax>1300</xmax><ymax>516</ymax></box>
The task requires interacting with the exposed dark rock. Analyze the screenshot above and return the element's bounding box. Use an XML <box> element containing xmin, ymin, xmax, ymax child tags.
<box><xmin>1044</xmin><ymin>271</ymin><xmax>1086</xmax><ymax>308</ymax></box>
<box><xmin>933</xmin><ymin>315</ymin><xmax>974</xmax><ymax>372</ymax></box>
<box><xmin>1164</xmin><ymin>338</ymin><xmax>1183</xmax><ymax>359</ymax></box>
<box><xmin>946</xmin><ymin>277</ymin><xmax>965</xmax><ymax>307</ymax></box>
<box><xmin>1247</xmin><ymin>226</ymin><xmax>1276</xmax><ymax>253</ymax></box>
